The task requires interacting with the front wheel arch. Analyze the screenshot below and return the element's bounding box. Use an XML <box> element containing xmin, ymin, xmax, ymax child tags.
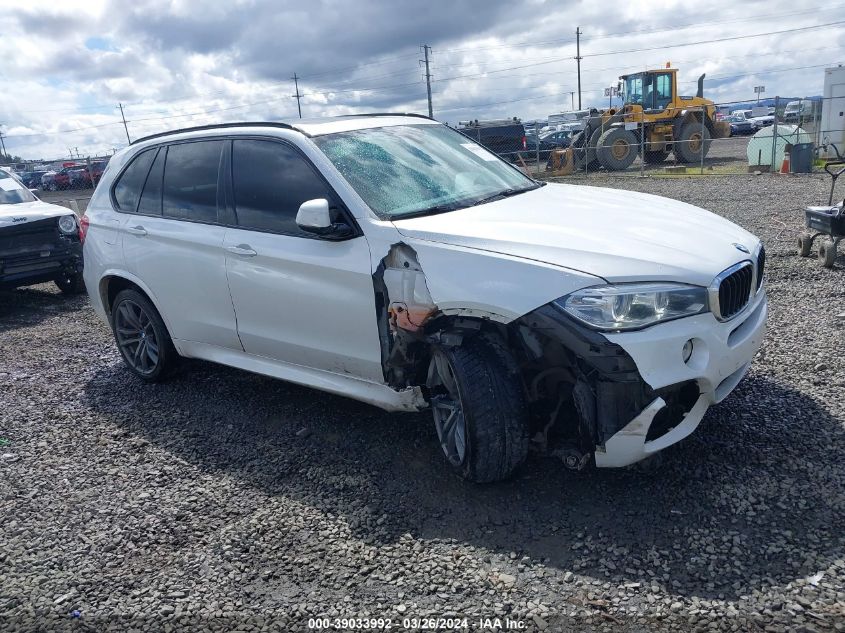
<box><xmin>426</xmin><ymin>331</ymin><xmax>529</xmax><ymax>483</ymax></box>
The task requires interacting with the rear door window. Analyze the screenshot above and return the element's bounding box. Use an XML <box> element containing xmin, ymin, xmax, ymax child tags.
<box><xmin>231</xmin><ymin>139</ymin><xmax>334</xmax><ymax>235</ymax></box>
<box><xmin>162</xmin><ymin>141</ymin><xmax>224</xmax><ymax>223</ymax></box>
<box><xmin>113</xmin><ymin>149</ymin><xmax>155</xmax><ymax>212</ymax></box>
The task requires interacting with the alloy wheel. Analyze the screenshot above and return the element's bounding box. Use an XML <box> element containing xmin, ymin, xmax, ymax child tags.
<box><xmin>429</xmin><ymin>350</ymin><xmax>467</xmax><ymax>467</ymax></box>
<box><xmin>114</xmin><ymin>300</ymin><xmax>160</xmax><ymax>375</ymax></box>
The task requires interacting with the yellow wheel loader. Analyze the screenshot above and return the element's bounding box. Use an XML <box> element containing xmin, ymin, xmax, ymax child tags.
<box><xmin>571</xmin><ymin>67</ymin><xmax>730</xmax><ymax>171</ymax></box>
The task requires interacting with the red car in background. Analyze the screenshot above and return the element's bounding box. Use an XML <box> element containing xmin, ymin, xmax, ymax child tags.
<box><xmin>41</xmin><ymin>165</ymin><xmax>81</xmax><ymax>191</ymax></box>
<box><xmin>42</xmin><ymin>160</ymin><xmax>109</xmax><ymax>190</ymax></box>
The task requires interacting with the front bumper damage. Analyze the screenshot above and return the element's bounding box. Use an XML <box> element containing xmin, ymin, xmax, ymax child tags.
<box><xmin>518</xmin><ymin>289</ymin><xmax>767</xmax><ymax>468</ymax></box>
<box><xmin>0</xmin><ymin>217</ymin><xmax>83</xmax><ymax>290</ymax></box>
<box><xmin>597</xmin><ymin>290</ymin><xmax>767</xmax><ymax>467</ymax></box>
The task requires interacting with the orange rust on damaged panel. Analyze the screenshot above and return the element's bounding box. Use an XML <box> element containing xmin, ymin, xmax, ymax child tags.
<box><xmin>388</xmin><ymin>304</ymin><xmax>436</xmax><ymax>332</ymax></box>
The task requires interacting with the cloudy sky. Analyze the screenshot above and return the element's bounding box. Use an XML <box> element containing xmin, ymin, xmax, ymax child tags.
<box><xmin>0</xmin><ymin>0</ymin><xmax>842</xmax><ymax>160</ymax></box>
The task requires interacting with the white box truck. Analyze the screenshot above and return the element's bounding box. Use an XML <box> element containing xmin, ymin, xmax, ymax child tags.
<box><xmin>820</xmin><ymin>66</ymin><xmax>845</xmax><ymax>158</ymax></box>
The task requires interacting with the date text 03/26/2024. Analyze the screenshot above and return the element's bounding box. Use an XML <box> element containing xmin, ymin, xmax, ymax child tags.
<box><xmin>307</xmin><ymin>616</ymin><xmax>529</xmax><ymax>630</ymax></box>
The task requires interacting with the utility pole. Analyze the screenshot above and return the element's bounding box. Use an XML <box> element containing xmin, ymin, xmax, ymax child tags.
<box><xmin>570</xmin><ymin>92</ymin><xmax>575</xmax><ymax>110</ymax></box>
<box><xmin>0</xmin><ymin>128</ymin><xmax>7</xmax><ymax>160</ymax></box>
<box><xmin>421</xmin><ymin>45</ymin><xmax>434</xmax><ymax>118</ymax></box>
<box><xmin>575</xmin><ymin>27</ymin><xmax>583</xmax><ymax>110</ymax></box>
<box><xmin>74</xmin><ymin>147</ymin><xmax>80</xmax><ymax>159</ymax></box>
<box><xmin>118</xmin><ymin>103</ymin><xmax>131</xmax><ymax>144</ymax></box>
<box><xmin>292</xmin><ymin>73</ymin><xmax>303</xmax><ymax>119</ymax></box>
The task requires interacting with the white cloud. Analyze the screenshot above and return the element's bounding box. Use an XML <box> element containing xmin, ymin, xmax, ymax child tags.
<box><xmin>0</xmin><ymin>0</ymin><xmax>842</xmax><ymax>159</ymax></box>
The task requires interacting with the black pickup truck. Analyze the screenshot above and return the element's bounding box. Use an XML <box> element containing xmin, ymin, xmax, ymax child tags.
<box><xmin>0</xmin><ymin>169</ymin><xmax>85</xmax><ymax>294</ymax></box>
<box><xmin>456</xmin><ymin>118</ymin><xmax>527</xmax><ymax>161</ymax></box>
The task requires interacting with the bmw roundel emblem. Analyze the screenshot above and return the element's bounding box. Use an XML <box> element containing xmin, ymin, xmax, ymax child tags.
<box><xmin>733</xmin><ymin>243</ymin><xmax>750</xmax><ymax>254</ymax></box>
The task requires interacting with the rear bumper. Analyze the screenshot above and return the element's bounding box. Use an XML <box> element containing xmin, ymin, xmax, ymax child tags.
<box><xmin>595</xmin><ymin>291</ymin><xmax>767</xmax><ymax>467</ymax></box>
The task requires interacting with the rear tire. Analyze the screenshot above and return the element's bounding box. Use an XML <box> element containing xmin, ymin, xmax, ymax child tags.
<box><xmin>427</xmin><ymin>335</ymin><xmax>529</xmax><ymax>483</ymax></box>
<box><xmin>596</xmin><ymin>128</ymin><xmax>638</xmax><ymax>171</ymax></box>
<box><xmin>111</xmin><ymin>289</ymin><xmax>178</xmax><ymax>382</ymax></box>
<box><xmin>674</xmin><ymin>123</ymin><xmax>711</xmax><ymax>163</ymax></box>
<box><xmin>54</xmin><ymin>272</ymin><xmax>85</xmax><ymax>295</ymax></box>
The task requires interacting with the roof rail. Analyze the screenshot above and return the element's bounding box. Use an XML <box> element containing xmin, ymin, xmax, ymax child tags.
<box><xmin>131</xmin><ymin>121</ymin><xmax>305</xmax><ymax>145</ymax></box>
<box><xmin>335</xmin><ymin>112</ymin><xmax>433</xmax><ymax>120</ymax></box>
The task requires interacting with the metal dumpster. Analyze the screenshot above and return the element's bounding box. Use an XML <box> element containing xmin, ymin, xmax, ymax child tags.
<box><xmin>790</xmin><ymin>142</ymin><xmax>814</xmax><ymax>173</ymax></box>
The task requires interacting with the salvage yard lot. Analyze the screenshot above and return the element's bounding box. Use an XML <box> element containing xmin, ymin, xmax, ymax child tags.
<box><xmin>1</xmin><ymin>174</ymin><xmax>844</xmax><ymax>632</ymax></box>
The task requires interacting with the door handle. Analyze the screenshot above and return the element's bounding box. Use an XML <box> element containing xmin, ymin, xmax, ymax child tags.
<box><xmin>225</xmin><ymin>244</ymin><xmax>258</xmax><ymax>257</ymax></box>
<box><xmin>126</xmin><ymin>225</ymin><xmax>147</xmax><ymax>236</ymax></box>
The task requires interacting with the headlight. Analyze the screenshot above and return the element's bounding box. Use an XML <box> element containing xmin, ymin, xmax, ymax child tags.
<box><xmin>556</xmin><ymin>283</ymin><xmax>709</xmax><ymax>331</ymax></box>
<box><xmin>58</xmin><ymin>215</ymin><xmax>77</xmax><ymax>235</ymax></box>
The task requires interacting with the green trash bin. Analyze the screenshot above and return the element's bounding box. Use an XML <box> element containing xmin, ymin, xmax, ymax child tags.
<box><xmin>790</xmin><ymin>143</ymin><xmax>814</xmax><ymax>173</ymax></box>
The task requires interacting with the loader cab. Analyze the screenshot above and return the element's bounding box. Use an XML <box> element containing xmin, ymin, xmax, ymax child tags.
<box><xmin>621</xmin><ymin>70</ymin><xmax>677</xmax><ymax>113</ymax></box>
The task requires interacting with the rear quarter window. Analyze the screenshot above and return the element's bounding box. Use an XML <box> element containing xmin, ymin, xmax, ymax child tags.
<box><xmin>113</xmin><ymin>150</ymin><xmax>156</xmax><ymax>212</ymax></box>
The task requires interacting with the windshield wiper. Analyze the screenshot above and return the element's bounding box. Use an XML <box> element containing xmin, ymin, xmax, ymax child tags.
<box><xmin>393</xmin><ymin>203</ymin><xmax>463</xmax><ymax>220</ymax></box>
<box><xmin>471</xmin><ymin>184</ymin><xmax>541</xmax><ymax>207</ymax></box>
<box><xmin>393</xmin><ymin>183</ymin><xmax>545</xmax><ymax>219</ymax></box>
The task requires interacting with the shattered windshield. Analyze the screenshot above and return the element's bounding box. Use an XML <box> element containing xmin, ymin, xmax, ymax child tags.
<box><xmin>313</xmin><ymin>124</ymin><xmax>538</xmax><ymax>219</ymax></box>
<box><xmin>0</xmin><ymin>171</ymin><xmax>36</xmax><ymax>205</ymax></box>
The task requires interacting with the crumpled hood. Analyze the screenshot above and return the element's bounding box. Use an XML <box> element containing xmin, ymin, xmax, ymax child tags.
<box><xmin>0</xmin><ymin>200</ymin><xmax>75</xmax><ymax>228</ymax></box>
<box><xmin>392</xmin><ymin>182</ymin><xmax>760</xmax><ymax>287</ymax></box>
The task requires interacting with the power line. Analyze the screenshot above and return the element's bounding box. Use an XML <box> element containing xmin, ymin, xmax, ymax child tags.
<box><xmin>427</xmin><ymin>21</ymin><xmax>844</xmax><ymax>86</ymax></box>
<box><xmin>583</xmin><ymin>21</ymin><xmax>845</xmax><ymax>58</ymax></box>
<box><xmin>17</xmin><ymin>6</ymin><xmax>845</xmax><ymax>119</ymax></box>
<box><xmin>434</xmin><ymin>45</ymin><xmax>836</xmax><ymax>96</ymax></box>
<box><xmin>4</xmin><ymin>121</ymin><xmax>124</xmax><ymax>140</ymax></box>
<box><xmin>433</xmin><ymin>5</ymin><xmax>845</xmax><ymax>56</ymax></box>
<box><xmin>296</xmin><ymin>51</ymin><xmax>420</xmax><ymax>81</ymax></box>
<box><xmin>7</xmin><ymin>57</ymin><xmax>837</xmax><ymax>142</ymax></box>
<box><xmin>435</xmin><ymin>61</ymin><xmax>843</xmax><ymax>114</ymax></box>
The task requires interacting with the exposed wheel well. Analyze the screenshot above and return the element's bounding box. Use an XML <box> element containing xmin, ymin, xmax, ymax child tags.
<box><xmin>101</xmin><ymin>276</ymin><xmax>149</xmax><ymax>318</ymax></box>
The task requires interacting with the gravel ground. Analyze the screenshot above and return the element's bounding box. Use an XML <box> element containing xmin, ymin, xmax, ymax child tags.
<box><xmin>1</xmin><ymin>173</ymin><xmax>844</xmax><ymax>632</ymax></box>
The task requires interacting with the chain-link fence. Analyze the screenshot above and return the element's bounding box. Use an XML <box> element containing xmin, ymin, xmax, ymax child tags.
<box><xmin>458</xmin><ymin>95</ymin><xmax>842</xmax><ymax>180</ymax></box>
<box><xmin>12</xmin><ymin>155</ymin><xmax>112</xmax><ymax>193</ymax></box>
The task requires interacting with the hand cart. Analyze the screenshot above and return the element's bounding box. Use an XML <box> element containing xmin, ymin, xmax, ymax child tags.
<box><xmin>797</xmin><ymin>144</ymin><xmax>845</xmax><ymax>268</ymax></box>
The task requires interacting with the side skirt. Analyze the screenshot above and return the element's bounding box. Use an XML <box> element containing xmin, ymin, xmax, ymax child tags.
<box><xmin>174</xmin><ymin>339</ymin><xmax>426</xmax><ymax>413</ymax></box>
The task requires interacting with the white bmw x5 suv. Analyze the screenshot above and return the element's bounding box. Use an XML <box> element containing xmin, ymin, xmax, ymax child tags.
<box><xmin>83</xmin><ymin>114</ymin><xmax>766</xmax><ymax>482</ymax></box>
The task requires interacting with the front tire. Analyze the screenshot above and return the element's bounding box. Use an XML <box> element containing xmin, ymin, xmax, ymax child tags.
<box><xmin>111</xmin><ymin>289</ymin><xmax>178</xmax><ymax>382</ymax></box>
<box><xmin>54</xmin><ymin>272</ymin><xmax>85</xmax><ymax>295</ymax></box>
<box><xmin>596</xmin><ymin>128</ymin><xmax>638</xmax><ymax>171</ymax></box>
<box><xmin>797</xmin><ymin>233</ymin><xmax>813</xmax><ymax>257</ymax></box>
<box><xmin>427</xmin><ymin>335</ymin><xmax>529</xmax><ymax>483</ymax></box>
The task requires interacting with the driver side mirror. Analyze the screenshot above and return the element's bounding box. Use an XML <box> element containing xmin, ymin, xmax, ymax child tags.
<box><xmin>295</xmin><ymin>198</ymin><xmax>355</xmax><ymax>240</ymax></box>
